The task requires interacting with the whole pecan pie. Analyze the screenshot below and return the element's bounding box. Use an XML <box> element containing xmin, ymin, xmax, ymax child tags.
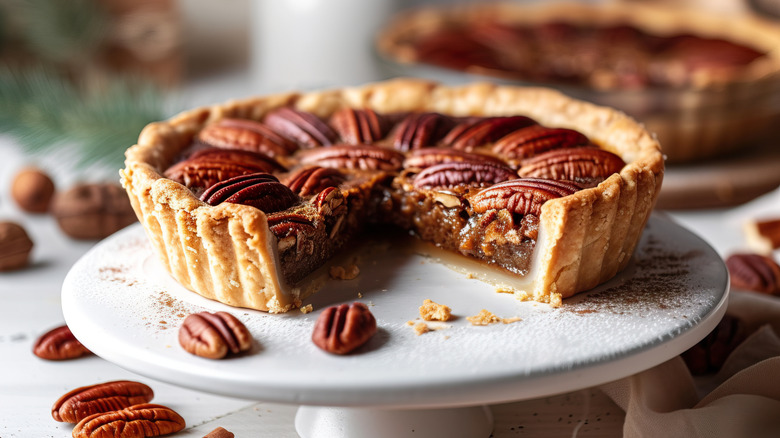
<box><xmin>121</xmin><ymin>79</ymin><xmax>663</xmax><ymax>312</ymax></box>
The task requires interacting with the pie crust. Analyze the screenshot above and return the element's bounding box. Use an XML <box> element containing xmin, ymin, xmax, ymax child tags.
<box><xmin>376</xmin><ymin>2</ymin><xmax>780</xmax><ymax>163</ymax></box>
<box><xmin>121</xmin><ymin>79</ymin><xmax>664</xmax><ymax>313</ymax></box>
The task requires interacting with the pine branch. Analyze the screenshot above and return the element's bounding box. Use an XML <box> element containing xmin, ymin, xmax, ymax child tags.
<box><xmin>0</xmin><ymin>67</ymin><xmax>166</xmax><ymax>169</ymax></box>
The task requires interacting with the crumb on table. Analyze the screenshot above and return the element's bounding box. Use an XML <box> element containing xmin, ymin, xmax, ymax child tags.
<box><xmin>329</xmin><ymin>264</ymin><xmax>360</xmax><ymax>280</ymax></box>
<box><xmin>419</xmin><ymin>299</ymin><xmax>452</xmax><ymax>321</ymax></box>
<box><xmin>467</xmin><ymin>309</ymin><xmax>522</xmax><ymax>326</ymax></box>
<box><xmin>300</xmin><ymin>304</ymin><xmax>313</xmax><ymax>314</ymax></box>
<box><xmin>413</xmin><ymin>322</ymin><xmax>430</xmax><ymax>336</ymax></box>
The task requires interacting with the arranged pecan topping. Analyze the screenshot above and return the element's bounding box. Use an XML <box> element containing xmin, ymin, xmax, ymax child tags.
<box><xmin>442</xmin><ymin>116</ymin><xmax>536</xmax><ymax>150</ymax></box>
<box><xmin>164</xmin><ymin>148</ymin><xmax>286</xmax><ymax>191</ymax></box>
<box><xmin>299</xmin><ymin>144</ymin><xmax>404</xmax><ymax>171</ymax></box>
<box><xmin>413</xmin><ymin>161</ymin><xmax>516</xmax><ymax>189</ymax></box>
<box><xmin>681</xmin><ymin>314</ymin><xmax>747</xmax><ymax>375</ymax></box>
<box><xmin>33</xmin><ymin>325</ymin><xmax>91</xmax><ymax>361</ymax></box>
<box><xmin>725</xmin><ymin>253</ymin><xmax>780</xmax><ymax>295</ymax></box>
<box><xmin>264</xmin><ymin>107</ymin><xmax>337</xmax><ymax>148</ymax></box>
<box><xmin>471</xmin><ymin>178</ymin><xmax>581</xmax><ymax>216</ymax></box>
<box><xmin>72</xmin><ymin>403</ymin><xmax>185</xmax><ymax>438</ymax></box>
<box><xmin>284</xmin><ymin>166</ymin><xmax>346</xmax><ymax>197</ymax></box>
<box><xmin>403</xmin><ymin>147</ymin><xmax>508</xmax><ymax>169</ymax></box>
<box><xmin>200</xmin><ymin>173</ymin><xmax>299</xmax><ymax>213</ymax></box>
<box><xmin>178</xmin><ymin>311</ymin><xmax>253</xmax><ymax>359</ymax></box>
<box><xmin>52</xmin><ymin>380</ymin><xmax>154</xmax><ymax>423</ymax></box>
<box><xmin>312</xmin><ymin>302</ymin><xmax>377</xmax><ymax>355</ymax></box>
<box><xmin>391</xmin><ymin>112</ymin><xmax>455</xmax><ymax>151</ymax></box>
<box><xmin>517</xmin><ymin>148</ymin><xmax>625</xmax><ymax>180</ymax></box>
<box><xmin>492</xmin><ymin>125</ymin><xmax>590</xmax><ymax>159</ymax></box>
<box><xmin>330</xmin><ymin>108</ymin><xmax>390</xmax><ymax>144</ymax></box>
<box><xmin>197</xmin><ymin>118</ymin><xmax>297</xmax><ymax>157</ymax></box>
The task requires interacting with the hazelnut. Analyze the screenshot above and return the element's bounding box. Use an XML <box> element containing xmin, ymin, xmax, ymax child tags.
<box><xmin>0</xmin><ymin>221</ymin><xmax>34</xmax><ymax>271</ymax></box>
<box><xmin>11</xmin><ymin>167</ymin><xmax>55</xmax><ymax>213</ymax></box>
<box><xmin>51</xmin><ymin>183</ymin><xmax>137</xmax><ymax>239</ymax></box>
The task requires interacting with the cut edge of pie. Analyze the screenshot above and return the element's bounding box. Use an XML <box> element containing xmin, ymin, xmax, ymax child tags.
<box><xmin>120</xmin><ymin>79</ymin><xmax>664</xmax><ymax>313</ymax></box>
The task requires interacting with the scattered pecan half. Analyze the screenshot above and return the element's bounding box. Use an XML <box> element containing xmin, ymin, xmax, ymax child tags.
<box><xmin>681</xmin><ymin>314</ymin><xmax>747</xmax><ymax>375</ymax></box>
<box><xmin>200</xmin><ymin>173</ymin><xmax>299</xmax><ymax>213</ymax></box>
<box><xmin>330</xmin><ymin>108</ymin><xmax>390</xmax><ymax>144</ymax></box>
<box><xmin>283</xmin><ymin>166</ymin><xmax>346</xmax><ymax>197</ymax></box>
<box><xmin>52</xmin><ymin>380</ymin><xmax>154</xmax><ymax>423</ymax></box>
<box><xmin>442</xmin><ymin>116</ymin><xmax>536</xmax><ymax>150</ymax></box>
<box><xmin>264</xmin><ymin>107</ymin><xmax>337</xmax><ymax>148</ymax></box>
<box><xmin>164</xmin><ymin>148</ymin><xmax>286</xmax><ymax>191</ymax></box>
<box><xmin>412</xmin><ymin>161</ymin><xmax>517</xmax><ymax>189</ymax></box>
<box><xmin>391</xmin><ymin>112</ymin><xmax>455</xmax><ymax>151</ymax></box>
<box><xmin>197</xmin><ymin>118</ymin><xmax>297</xmax><ymax>157</ymax></box>
<box><xmin>312</xmin><ymin>302</ymin><xmax>377</xmax><ymax>355</ymax></box>
<box><xmin>403</xmin><ymin>147</ymin><xmax>508</xmax><ymax>169</ymax></box>
<box><xmin>33</xmin><ymin>325</ymin><xmax>91</xmax><ymax>361</ymax></box>
<box><xmin>725</xmin><ymin>253</ymin><xmax>780</xmax><ymax>295</ymax></box>
<box><xmin>72</xmin><ymin>403</ymin><xmax>185</xmax><ymax>438</ymax></box>
<box><xmin>517</xmin><ymin>148</ymin><xmax>625</xmax><ymax>180</ymax></box>
<box><xmin>471</xmin><ymin>178</ymin><xmax>581</xmax><ymax>216</ymax></box>
<box><xmin>179</xmin><ymin>311</ymin><xmax>253</xmax><ymax>359</ymax></box>
<box><xmin>299</xmin><ymin>144</ymin><xmax>404</xmax><ymax>171</ymax></box>
<box><xmin>492</xmin><ymin>125</ymin><xmax>590</xmax><ymax>159</ymax></box>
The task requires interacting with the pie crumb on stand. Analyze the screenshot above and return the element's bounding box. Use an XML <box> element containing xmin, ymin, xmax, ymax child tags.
<box><xmin>419</xmin><ymin>299</ymin><xmax>452</xmax><ymax>322</ymax></box>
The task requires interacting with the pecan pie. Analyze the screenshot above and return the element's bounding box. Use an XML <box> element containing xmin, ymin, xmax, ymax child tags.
<box><xmin>121</xmin><ymin>79</ymin><xmax>663</xmax><ymax>312</ymax></box>
<box><xmin>377</xmin><ymin>2</ymin><xmax>780</xmax><ymax>162</ymax></box>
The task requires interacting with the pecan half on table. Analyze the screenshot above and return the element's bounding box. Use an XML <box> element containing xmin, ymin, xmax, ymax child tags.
<box><xmin>52</xmin><ymin>380</ymin><xmax>154</xmax><ymax>423</ymax></box>
<box><xmin>72</xmin><ymin>403</ymin><xmax>185</xmax><ymax>438</ymax></box>
<box><xmin>33</xmin><ymin>324</ymin><xmax>91</xmax><ymax>361</ymax></box>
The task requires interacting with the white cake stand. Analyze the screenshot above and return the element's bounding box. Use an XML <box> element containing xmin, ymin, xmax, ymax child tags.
<box><xmin>62</xmin><ymin>214</ymin><xmax>728</xmax><ymax>438</ymax></box>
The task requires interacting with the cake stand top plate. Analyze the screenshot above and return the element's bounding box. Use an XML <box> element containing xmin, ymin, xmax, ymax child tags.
<box><xmin>62</xmin><ymin>214</ymin><xmax>728</xmax><ymax>408</ymax></box>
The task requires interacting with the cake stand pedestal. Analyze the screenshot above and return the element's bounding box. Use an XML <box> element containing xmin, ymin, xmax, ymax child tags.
<box><xmin>62</xmin><ymin>215</ymin><xmax>728</xmax><ymax>438</ymax></box>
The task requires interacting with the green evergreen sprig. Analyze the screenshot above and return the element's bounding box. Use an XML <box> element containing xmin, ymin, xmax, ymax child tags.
<box><xmin>0</xmin><ymin>67</ymin><xmax>166</xmax><ymax>169</ymax></box>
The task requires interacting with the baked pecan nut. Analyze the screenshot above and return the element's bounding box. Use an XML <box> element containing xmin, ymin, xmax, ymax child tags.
<box><xmin>52</xmin><ymin>380</ymin><xmax>154</xmax><ymax>423</ymax></box>
<box><xmin>267</xmin><ymin>213</ymin><xmax>317</xmax><ymax>254</ymax></box>
<box><xmin>312</xmin><ymin>302</ymin><xmax>377</xmax><ymax>355</ymax></box>
<box><xmin>283</xmin><ymin>166</ymin><xmax>346</xmax><ymax>197</ymax></box>
<box><xmin>33</xmin><ymin>325</ymin><xmax>91</xmax><ymax>361</ymax></box>
<box><xmin>681</xmin><ymin>314</ymin><xmax>747</xmax><ymax>375</ymax></box>
<box><xmin>492</xmin><ymin>125</ymin><xmax>590</xmax><ymax>159</ymax></box>
<box><xmin>164</xmin><ymin>148</ymin><xmax>286</xmax><ymax>192</ymax></box>
<box><xmin>391</xmin><ymin>112</ymin><xmax>455</xmax><ymax>151</ymax></box>
<box><xmin>330</xmin><ymin>107</ymin><xmax>390</xmax><ymax>144</ymax></box>
<box><xmin>197</xmin><ymin>118</ymin><xmax>297</xmax><ymax>157</ymax></box>
<box><xmin>72</xmin><ymin>403</ymin><xmax>185</xmax><ymax>438</ymax></box>
<box><xmin>200</xmin><ymin>173</ymin><xmax>299</xmax><ymax>213</ymax></box>
<box><xmin>403</xmin><ymin>147</ymin><xmax>508</xmax><ymax>169</ymax></box>
<box><xmin>264</xmin><ymin>107</ymin><xmax>337</xmax><ymax>148</ymax></box>
<box><xmin>313</xmin><ymin>187</ymin><xmax>347</xmax><ymax>217</ymax></box>
<box><xmin>725</xmin><ymin>253</ymin><xmax>780</xmax><ymax>294</ymax></box>
<box><xmin>299</xmin><ymin>144</ymin><xmax>404</xmax><ymax>171</ymax></box>
<box><xmin>443</xmin><ymin>116</ymin><xmax>536</xmax><ymax>150</ymax></box>
<box><xmin>517</xmin><ymin>148</ymin><xmax>626</xmax><ymax>180</ymax></box>
<box><xmin>471</xmin><ymin>178</ymin><xmax>581</xmax><ymax>216</ymax></box>
<box><xmin>179</xmin><ymin>311</ymin><xmax>253</xmax><ymax>359</ymax></box>
<box><xmin>412</xmin><ymin>161</ymin><xmax>517</xmax><ymax>189</ymax></box>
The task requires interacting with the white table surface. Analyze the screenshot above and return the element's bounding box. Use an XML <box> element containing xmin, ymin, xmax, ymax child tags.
<box><xmin>1</xmin><ymin>70</ymin><xmax>777</xmax><ymax>437</ymax></box>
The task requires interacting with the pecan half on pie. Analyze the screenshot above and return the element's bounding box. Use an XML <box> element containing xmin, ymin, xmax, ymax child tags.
<box><xmin>121</xmin><ymin>79</ymin><xmax>663</xmax><ymax>313</ymax></box>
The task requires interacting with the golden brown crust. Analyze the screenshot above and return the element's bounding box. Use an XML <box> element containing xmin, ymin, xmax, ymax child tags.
<box><xmin>122</xmin><ymin>78</ymin><xmax>664</xmax><ymax>311</ymax></box>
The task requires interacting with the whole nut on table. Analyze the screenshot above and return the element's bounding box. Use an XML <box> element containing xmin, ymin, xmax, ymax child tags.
<box><xmin>72</xmin><ymin>403</ymin><xmax>185</xmax><ymax>438</ymax></box>
<box><xmin>50</xmin><ymin>182</ymin><xmax>137</xmax><ymax>240</ymax></box>
<box><xmin>11</xmin><ymin>167</ymin><xmax>55</xmax><ymax>213</ymax></box>
<box><xmin>179</xmin><ymin>311</ymin><xmax>253</xmax><ymax>359</ymax></box>
<box><xmin>0</xmin><ymin>221</ymin><xmax>34</xmax><ymax>271</ymax></box>
<box><xmin>52</xmin><ymin>380</ymin><xmax>154</xmax><ymax>423</ymax></box>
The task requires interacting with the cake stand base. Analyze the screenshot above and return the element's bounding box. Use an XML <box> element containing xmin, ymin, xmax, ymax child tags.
<box><xmin>295</xmin><ymin>405</ymin><xmax>493</xmax><ymax>438</ymax></box>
